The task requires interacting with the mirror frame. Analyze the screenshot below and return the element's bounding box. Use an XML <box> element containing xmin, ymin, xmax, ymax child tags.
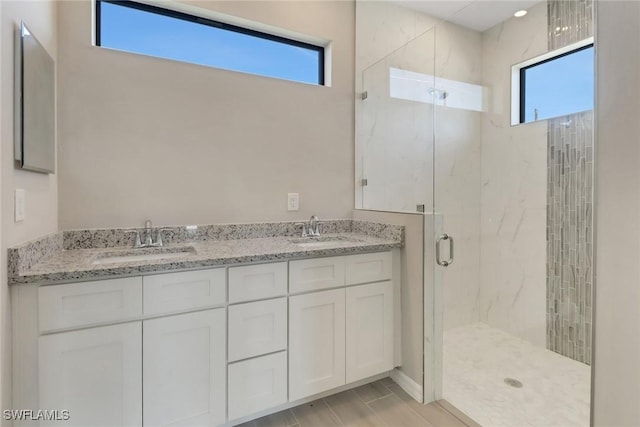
<box><xmin>14</xmin><ymin>21</ymin><xmax>56</xmax><ymax>174</ymax></box>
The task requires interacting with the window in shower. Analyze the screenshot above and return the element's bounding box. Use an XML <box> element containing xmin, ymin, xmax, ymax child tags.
<box><xmin>511</xmin><ymin>38</ymin><xmax>594</xmax><ymax>124</ymax></box>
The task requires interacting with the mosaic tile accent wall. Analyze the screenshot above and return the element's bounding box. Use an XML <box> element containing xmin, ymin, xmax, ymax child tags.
<box><xmin>548</xmin><ymin>0</ymin><xmax>594</xmax><ymax>49</ymax></box>
<box><xmin>546</xmin><ymin>0</ymin><xmax>594</xmax><ymax>364</ymax></box>
<box><xmin>547</xmin><ymin>111</ymin><xmax>593</xmax><ymax>364</ymax></box>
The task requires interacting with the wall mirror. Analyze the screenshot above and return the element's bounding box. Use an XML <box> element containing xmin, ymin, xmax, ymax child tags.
<box><xmin>14</xmin><ymin>21</ymin><xmax>55</xmax><ymax>174</ymax></box>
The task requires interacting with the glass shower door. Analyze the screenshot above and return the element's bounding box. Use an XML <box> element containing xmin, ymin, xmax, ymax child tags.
<box><xmin>431</xmin><ymin>3</ymin><xmax>593</xmax><ymax>425</ymax></box>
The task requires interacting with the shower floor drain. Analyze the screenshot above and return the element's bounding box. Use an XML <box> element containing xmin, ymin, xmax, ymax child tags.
<box><xmin>504</xmin><ymin>378</ymin><xmax>523</xmax><ymax>388</ymax></box>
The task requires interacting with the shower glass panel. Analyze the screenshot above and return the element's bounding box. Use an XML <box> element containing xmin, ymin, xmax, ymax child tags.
<box><xmin>432</xmin><ymin>2</ymin><xmax>593</xmax><ymax>426</ymax></box>
<box><xmin>356</xmin><ymin>27</ymin><xmax>438</xmax><ymax>405</ymax></box>
<box><xmin>357</xmin><ymin>29</ymin><xmax>436</xmax><ymax>214</ymax></box>
<box><xmin>355</xmin><ymin>1</ymin><xmax>593</xmax><ymax>423</ymax></box>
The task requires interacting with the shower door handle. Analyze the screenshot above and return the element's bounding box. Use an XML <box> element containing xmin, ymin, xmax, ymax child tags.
<box><xmin>436</xmin><ymin>233</ymin><xmax>454</xmax><ymax>267</ymax></box>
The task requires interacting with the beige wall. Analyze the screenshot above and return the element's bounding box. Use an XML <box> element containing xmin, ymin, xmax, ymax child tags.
<box><xmin>57</xmin><ymin>0</ymin><xmax>355</xmax><ymax>230</ymax></box>
<box><xmin>1</xmin><ymin>0</ymin><xmax>58</xmax><ymax>417</ymax></box>
<box><xmin>592</xmin><ymin>1</ymin><xmax>640</xmax><ymax>424</ymax></box>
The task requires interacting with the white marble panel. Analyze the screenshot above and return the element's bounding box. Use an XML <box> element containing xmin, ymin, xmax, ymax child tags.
<box><xmin>356</xmin><ymin>0</ymin><xmax>440</xmax><ymax>82</ymax></box>
<box><xmin>479</xmin><ymin>1</ymin><xmax>548</xmax><ymax>347</ymax></box>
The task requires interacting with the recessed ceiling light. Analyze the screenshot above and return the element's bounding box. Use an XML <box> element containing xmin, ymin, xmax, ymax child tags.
<box><xmin>514</xmin><ymin>10</ymin><xmax>528</xmax><ymax>18</ymax></box>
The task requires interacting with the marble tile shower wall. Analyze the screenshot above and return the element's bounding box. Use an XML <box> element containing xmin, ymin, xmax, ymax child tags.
<box><xmin>546</xmin><ymin>0</ymin><xmax>594</xmax><ymax>365</ymax></box>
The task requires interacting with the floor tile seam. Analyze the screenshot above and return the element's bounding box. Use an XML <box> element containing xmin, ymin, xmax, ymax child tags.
<box><xmin>359</xmin><ymin>391</ymin><xmax>394</xmax><ymax>405</ymax></box>
<box><xmin>362</xmin><ymin>396</ymin><xmax>393</xmax><ymax>427</ymax></box>
<box><xmin>321</xmin><ymin>396</ymin><xmax>346</xmax><ymax>426</ymax></box>
<box><xmin>375</xmin><ymin>392</ymin><xmax>437</xmax><ymax>427</ymax></box>
<box><xmin>288</xmin><ymin>409</ymin><xmax>301</xmax><ymax>427</ymax></box>
<box><xmin>352</xmin><ymin>381</ymin><xmax>394</xmax><ymax>405</ymax></box>
<box><xmin>434</xmin><ymin>401</ymin><xmax>474</xmax><ymax>427</ymax></box>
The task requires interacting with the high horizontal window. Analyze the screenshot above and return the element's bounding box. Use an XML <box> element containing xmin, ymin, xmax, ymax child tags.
<box><xmin>95</xmin><ymin>0</ymin><xmax>325</xmax><ymax>85</ymax></box>
<box><xmin>512</xmin><ymin>39</ymin><xmax>594</xmax><ymax>124</ymax></box>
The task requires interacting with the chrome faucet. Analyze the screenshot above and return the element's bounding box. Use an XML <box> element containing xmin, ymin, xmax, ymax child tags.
<box><xmin>132</xmin><ymin>220</ymin><xmax>166</xmax><ymax>248</ymax></box>
<box><xmin>144</xmin><ymin>220</ymin><xmax>153</xmax><ymax>247</ymax></box>
<box><xmin>307</xmin><ymin>215</ymin><xmax>321</xmax><ymax>237</ymax></box>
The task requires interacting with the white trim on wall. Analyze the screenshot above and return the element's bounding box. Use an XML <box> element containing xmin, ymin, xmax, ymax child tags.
<box><xmin>510</xmin><ymin>36</ymin><xmax>594</xmax><ymax>125</ymax></box>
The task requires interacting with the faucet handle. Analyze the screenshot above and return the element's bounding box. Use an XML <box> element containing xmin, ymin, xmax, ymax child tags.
<box><xmin>155</xmin><ymin>229</ymin><xmax>164</xmax><ymax>247</ymax></box>
<box><xmin>295</xmin><ymin>223</ymin><xmax>308</xmax><ymax>237</ymax></box>
<box><xmin>129</xmin><ymin>230</ymin><xmax>142</xmax><ymax>248</ymax></box>
<box><xmin>153</xmin><ymin>228</ymin><xmax>174</xmax><ymax>247</ymax></box>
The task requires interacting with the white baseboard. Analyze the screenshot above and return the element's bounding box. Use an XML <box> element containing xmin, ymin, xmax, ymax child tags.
<box><xmin>225</xmin><ymin>372</ymin><xmax>389</xmax><ymax>426</ymax></box>
<box><xmin>390</xmin><ymin>368</ymin><xmax>423</xmax><ymax>403</ymax></box>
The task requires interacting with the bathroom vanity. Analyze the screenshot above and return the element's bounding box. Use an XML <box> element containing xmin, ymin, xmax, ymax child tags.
<box><xmin>9</xmin><ymin>220</ymin><xmax>403</xmax><ymax>427</ymax></box>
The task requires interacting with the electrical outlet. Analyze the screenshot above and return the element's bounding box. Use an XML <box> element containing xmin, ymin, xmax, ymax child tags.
<box><xmin>287</xmin><ymin>193</ymin><xmax>299</xmax><ymax>211</ymax></box>
<box><xmin>15</xmin><ymin>189</ymin><xmax>25</xmax><ymax>222</ymax></box>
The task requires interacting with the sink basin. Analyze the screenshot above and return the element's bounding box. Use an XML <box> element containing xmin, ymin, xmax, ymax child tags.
<box><xmin>92</xmin><ymin>246</ymin><xmax>196</xmax><ymax>265</ymax></box>
<box><xmin>289</xmin><ymin>236</ymin><xmax>364</xmax><ymax>249</ymax></box>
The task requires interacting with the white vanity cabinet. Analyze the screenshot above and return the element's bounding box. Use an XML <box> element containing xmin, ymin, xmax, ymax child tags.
<box><xmin>288</xmin><ymin>251</ymin><xmax>395</xmax><ymax>401</ymax></box>
<box><xmin>39</xmin><ymin>322</ymin><xmax>142</xmax><ymax>427</ymax></box>
<box><xmin>16</xmin><ymin>250</ymin><xmax>398</xmax><ymax>427</ymax></box>
<box><xmin>289</xmin><ymin>288</ymin><xmax>346</xmax><ymax>400</ymax></box>
<box><xmin>346</xmin><ymin>281</ymin><xmax>394</xmax><ymax>383</ymax></box>
<box><xmin>143</xmin><ymin>309</ymin><xmax>226</xmax><ymax>427</ymax></box>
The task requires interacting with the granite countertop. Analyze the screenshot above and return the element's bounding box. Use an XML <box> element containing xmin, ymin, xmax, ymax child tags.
<box><xmin>9</xmin><ymin>220</ymin><xmax>404</xmax><ymax>285</ymax></box>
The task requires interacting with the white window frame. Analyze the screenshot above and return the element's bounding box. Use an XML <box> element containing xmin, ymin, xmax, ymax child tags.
<box><xmin>511</xmin><ymin>36</ymin><xmax>594</xmax><ymax>125</ymax></box>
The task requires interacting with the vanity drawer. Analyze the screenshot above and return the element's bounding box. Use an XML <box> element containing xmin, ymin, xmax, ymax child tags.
<box><xmin>39</xmin><ymin>277</ymin><xmax>143</xmax><ymax>332</ymax></box>
<box><xmin>228</xmin><ymin>262</ymin><xmax>287</xmax><ymax>303</ymax></box>
<box><xmin>346</xmin><ymin>251</ymin><xmax>393</xmax><ymax>285</ymax></box>
<box><xmin>143</xmin><ymin>268</ymin><xmax>226</xmax><ymax>315</ymax></box>
<box><xmin>289</xmin><ymin>256</ymin><xmax>345</xmax><ymax>293</ymax></box>
<box><xmin>228</xmin><ymin>298</ymin><xmax>287</xmax><ymax>362</ymax></box>
<box><xmin>227</xmin><ymin>351</ymin><xmax>287</xmax><ymax>421</ymax></box>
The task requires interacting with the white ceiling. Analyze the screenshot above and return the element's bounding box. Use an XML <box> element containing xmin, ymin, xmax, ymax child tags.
<box><xmin>389</xmin><ymin>0</ymin><xmax>543</xmax><ymax>32</ymax></box>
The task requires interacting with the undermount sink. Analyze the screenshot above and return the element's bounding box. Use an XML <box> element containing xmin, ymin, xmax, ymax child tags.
<box><xmin>92</xmin><ymin>246</ymin><xmax>196</xmax><ymax>265</ymax></box>
<box><xmin>288</xmin><ymin>236</ymin><xmax>364</xmax><ymax>248</ymax></box>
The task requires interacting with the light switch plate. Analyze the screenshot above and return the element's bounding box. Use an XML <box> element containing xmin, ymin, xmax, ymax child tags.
<box><xmin>287</xmin><ymin>193</ymin><xmax>299</xmax><ymax>211</ymax></box>
<box><xmin>15</xmin><ymin>189</ymin><xmax>25</xmax><ymax>222</ymax></box>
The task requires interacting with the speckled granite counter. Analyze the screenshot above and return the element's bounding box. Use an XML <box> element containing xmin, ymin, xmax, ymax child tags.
<box><xmin>9</xmin><ymin>220</ymin><xmax>404</xmax><ymax>285</ymax></box>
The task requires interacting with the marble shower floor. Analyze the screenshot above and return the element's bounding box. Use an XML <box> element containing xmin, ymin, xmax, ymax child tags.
<box><xmin>444</xmin><ymin>323</ymin><xmax>591</xmax><ymax>427</ymax></box>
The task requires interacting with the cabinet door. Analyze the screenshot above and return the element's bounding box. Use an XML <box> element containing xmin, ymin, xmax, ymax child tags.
<box><xmin>289</xmin><ymin>289</ymin><xmax>345</xmax><ymax>401</ymax></box>
<box><xmin>143</xmin><ymin>309</ymin><xmax>226</xmax><ymax>427</ymax></box>
<box><xmin>346</xmin><ymin>281</ymin><xmax>394</xmax><ymax>383</ymax></box>
<box><xmin>39</xmin><ymin>323</ymin><xmax>142</xmax><ymax>427</ymax></box>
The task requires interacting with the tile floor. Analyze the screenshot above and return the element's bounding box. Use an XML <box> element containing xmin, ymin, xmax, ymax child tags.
<box><xmin>239</xmin><ymin>377</ymin><xmax>477</xmax><ymax>427</ymax></box>
<box><xmin>444</xmin><ymin>322</ymin><xmax>591</xmax><ymax>427</ymax></box>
